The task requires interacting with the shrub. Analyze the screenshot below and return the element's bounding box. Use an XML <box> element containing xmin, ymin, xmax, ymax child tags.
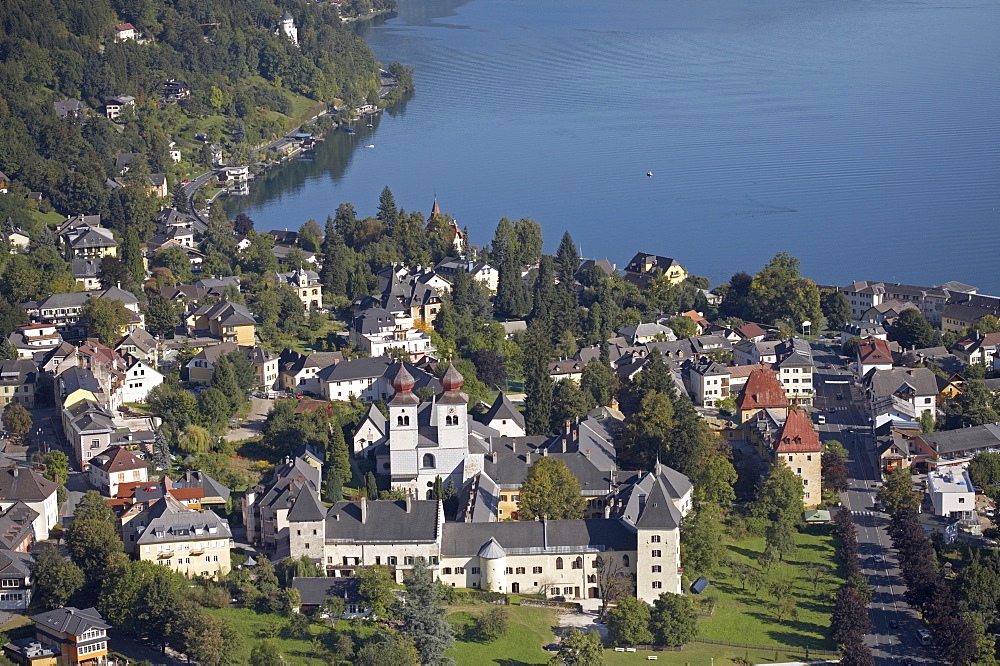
<box><xmin>475</xmin><ymin>607</ymin><xmax>509</xmax><ymax>642</ymax></box>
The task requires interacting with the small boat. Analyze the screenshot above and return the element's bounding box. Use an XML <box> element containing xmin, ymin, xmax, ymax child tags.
<box><xmin>647</xmin><ymin>171</ymin><xmax>653</xmax><ymax>177</ymax></box>
<box><xmin>367</xmin><ymin>122</ymin><xmax>374</xmax><ymax>128</ymax></box>
<box><xmin>343</xmin><ymin>127</ymin><xmax>354</xmax><ymax>134</ymax></box>
<box><xmin>365</xmin><ymin>144</ymin><xmax>375</xmax><ymax>149</ymax></box>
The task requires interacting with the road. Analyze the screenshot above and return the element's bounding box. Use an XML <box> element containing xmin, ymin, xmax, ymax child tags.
<box><xmin>812</xmin><ymin>342</ymin><xmax>935</xmax><ymax>665</ymax></box>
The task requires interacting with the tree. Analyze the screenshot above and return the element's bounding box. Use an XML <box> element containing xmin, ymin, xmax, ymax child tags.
<box><xmin>145</xmin><ymin>292</ymin><xmax>178</xmax><ymax>337</ymax></box>
<box><xmin>198</xmin><ymin>388</ymin><xmax>233</xmax><ymax>427</ymax></box>
<box><xmin>234</xmin><ymin>213</ymin><xmax>255</xmax><ymax>236</ymax></box>
<box><xmin>840</xmin><ymin>634</ymin><xmax>875</xmax><ymax>666</ymax></box>
<box><xmin>821</xmin><ymin>449</ymin><xmax>849</xmax><ymax>494</ymax></box>
<box><xmin>550</xmin><ymin>628</ymin><xmax>603</xmax><ymax>666</ymax></box>
<box><xmin>765</xmin><ymin>519</ymin><xmax>797</xmax><ymax>562</ymax></box>
<box><xmin>3</xmin><ymin>402</ymin><xmax>31</xmax><ymax>438</ymax></box>
<box><xmin>747</xmin><ymin>253</ymin><xmax>821</xmax><ymax>327</ymax></box>
<box><xmin>377</xmin><ymin>186</ymin><xmax>400</xmax><ymax>231</ymax></box>
<box><xmin>98</xmin><ymin>256</ymin><xmax>131</xmax><ymax>291</ymax></box>
<box><xmin>821</xmin><ymin>290</ymin><xmax>852</xmax><ymax>330</ymax></box>
<box><xmin>831</xmin><ymin>586</ymin><xmax>871</xmax><ymax>645</ymax></box>
<box><xmin>753</xmin><ymin>463</ymin><xmax>805</xmax><ymax>525</ymax></box>
<box><xmin>328</xmin><ymin>419</ymin><xmax>351</xmax><ymax>481</ymax></box>
<box><xmin>64</xmin><ymin>492</ymin><xmax>124</xmax><ymax>578</ymax></box>
<box><xmin>550</xmin><ymin>379</ymin><xmax>594</xmax><ymax>432</ymax></box>
<box><xmin>249</xmin><ymin>641</ymin><xmax>282</xmax><ymax>666</ymax></box>
<box><xmin>842</xmin><ymin>335</ymin><xmax>861</xmax><ymax>358</ymax></box>
<box><xmin>919</xmin><ymin>409</ymin><xmax>936</xmax><ymax>433</ymax></box>
<box><xmin>178</xmin><ymin>424</ymin><xmax>212</xmax><ymax>453</ymax></box>
<box><xmin>80</xmin><ymin>296</ymin><xmax>131</xmax><ymax>345</ymax></box>
<box><xmin>877</xmin><ymin>465</ymin><xmax>920</xmax><ymax>515</ymax></box>
<box><xmin>522</xmin><ymin>328</ymin><xmax>553</xmax><ymax>436</ymax></box>
<box><xmin>649</xmin><ymin>592</ymin><xmax>698</xmax><ymax>647</ymax></box>
<box><xmin>323</xmin><ymin>465</ymin><xmax>343</xmax><ymax>503</ymax></box>
<box><xmin>969</xmin><ymin>452</ymin><xmax>1000</xmax><ymax>487</ymax></box>
<box><xmin>354</xmin><ymin>634</ymin><xmax>419</xmax><ymax>666</ymax></box>
<box><xmin>365</xmin><ymin>471</ymin><xmax>378</xmax><ymax>500</ymax></box>
<box><xmin>475</xmin><ymin>607</ymin><xmax>509</xmax><ymax>642</ymax></box>
<box><xmin>0</xmin><ymin>339</ymin><xmax>17</xmax><ymax>361</ymax></box>
<box><xmin>184</xmin><ymin>615</ymin><xmax>242</xmax><ymax>666</ymax></box>
<box><xmin>681</xmin><ymin>504</ymin><xmax>726</xmax><ymax>576</ymax></box>
<box><xmin>211</xmin><ymin>355</ymin><xmax>244</xmax><ymax>412</ymax></box>
<box><xmin>580</xmin><ymin>358</ymin><xmax>613</xmax><ymax>408</ymax></box>
<box><xmin>152</xmin><ymin>246</ymin><xmax>193</xmax><ymax>283</ymax></box>
<box><xmin>666</xmin><ymin>316</ymin><xmax>697</xmax><ymax>339</ymax></box>
<box><xmin>605</xmin><ymin>596</ymin><xmax>653</xmax><ymax>646</ymax></box>
<box><xmin>933</xmin><ymin>614</ymin><xmax>978</xmax><ymax>666</ymax></box>
<box><xmin>357</xmin><ymin>565</ymin><xmax>396</xmax><ymax>620</ymax></box>
<box><xmin>693</xmin><ymin>439</ymin><xmax>737</xmax><ymax>505</ymax></box>
<box><xmin>42</xmin><ymin>449</ymin><xmax>69</xmax><ymax>485</ymax></box>
<box><xmin>122</xmin><ymin>227</ymin><xmax>145</xmax><ymax>285</ymax></box>
<box><xmin>400</xmin><ymin>557</ymin><xmax>454</xmax><ymax>664</ymax></box>
<box><xmin>33</xmin><ymin>543</ymin><xmax>84</xmax><ymax>611</ymax></box>
<box><xmin>518</xmin><ymin>457</ymin><xmax>586</xmax><ymax>520</ymax></box>
<box><xmin>888</xmin><ymin>309</ymin><xmax>938</xmax><ymax>350</ymax></box>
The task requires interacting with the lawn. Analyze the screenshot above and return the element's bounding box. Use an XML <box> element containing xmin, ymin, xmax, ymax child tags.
<box><xmin>204</xmin><ymin>607</ymin><xmax>335</xmax><ymax>665</ymax></box>
<box><xmin>603</xmin><ymin>643</ymin><xmax>832</xmax><ymax>665</ymax></box>
<box><xmin>445</xmin><ymin>604</ymin><xmax>559</xmax><ymax>665</ymax></box>
<box><xmin>695</xmin><ymin>525</ymin><xmax>839</xmax><ymax>652</ymax></box>
<box><xmin>29</xmin><ymin>208</ymin><xmax>63</xmax><ymax>229</ymax></box>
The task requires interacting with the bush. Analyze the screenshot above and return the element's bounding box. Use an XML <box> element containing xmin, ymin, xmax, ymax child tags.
<box><xmin>475</xmin><ymin>607</ymin><xmax>509</xmax><ymax>642</ymax></box>
<box><xmin>476</xmin><ymin>591</ymin><xmax>509</xmax><ymax>605</ymax></box>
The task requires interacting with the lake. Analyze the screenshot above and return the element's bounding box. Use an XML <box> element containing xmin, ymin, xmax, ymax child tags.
<box><xmin>225</xmin><ymin>0</ymin><xmax>1000</xmax><ymax>293</ymax></box>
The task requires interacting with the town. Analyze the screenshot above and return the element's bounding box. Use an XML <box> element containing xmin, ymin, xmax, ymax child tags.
<box><xmin>0</xmin><ymin>2</ymin><xmax>997</xmax><ymax>666</ymax></box>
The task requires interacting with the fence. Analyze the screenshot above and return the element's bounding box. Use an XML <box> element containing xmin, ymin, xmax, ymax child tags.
<box><xmin>519</xmin><ymin>598</ymin><xmax>584</xmax><ymax>612</ymax></box>
<box><xmin>692</xmin><ymin>638</ymin><xmax>840</xmax><ymax>656</ymax></box>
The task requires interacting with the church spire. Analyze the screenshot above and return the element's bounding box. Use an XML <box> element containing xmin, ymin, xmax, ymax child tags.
<box><xmin>431</xmin><ymin>196</ymin><xmax>441</xmax><ymax>218</ymax></box>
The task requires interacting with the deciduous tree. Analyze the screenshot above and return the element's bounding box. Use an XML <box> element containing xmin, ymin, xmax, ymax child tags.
<box><xmin>3</xmin><ymin>402</ymin><xmax>31</xmax><ymax>438</ymax></box>
<box><xmin>357</xmin><ymin>565</ymin><xmax>396</xmax><ymax>621</ymax></box>
<box><xmin>518</xmin><ymin>457</ymin><xmax>586</xmax><ymax>520</ymax></box>
<box><xmin>80</xmin><ymin>296</ymin><xmax>131</xmax><ymax>345</ymax></box>
<box><xmin>605</xmin><ymin>595</ymin><xmax>653</xmax><ymax>646</ymax></box>
<box><xmin>649</xmin><ymin>592</ymin><xmax>698</xmax><ymax>647</ymax></box>
<box><xmin>33</xmin><ymin>543</ymin><xmax>84</xmax><ymax>610</ymax></box>
<box><xmin>551</xmin><ymin>628</ymin><xmax>603</xmax><ymax>666</ymax></box>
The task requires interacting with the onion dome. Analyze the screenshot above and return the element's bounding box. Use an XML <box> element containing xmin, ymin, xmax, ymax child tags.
<box><xmin>392</xmin><ymin>364</ymin><xmax>416</xmax><ymax>394</ymax></box>
<box><xmin>440</xmin><ymin>363</ymin><xmax>464</xmax><ymax>392</ymax></box>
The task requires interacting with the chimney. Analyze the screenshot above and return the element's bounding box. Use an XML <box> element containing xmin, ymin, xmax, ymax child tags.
<box><xmin>564</xmin><ymin>420</ymin><xmax>571</xmax><ymax>436</ymax></box>
<box><xmin>542</xmin><ymin>517</ymin><xmax>548</xmax><ymax>548</ymax></box>
<box><xmin>360</xmin><ymin>497</ymin><xmax>367</xmax><ymax>524</ymax></box>
<box><xmin>525</xmin><ymin>450</ymin><xmax>531</xmax><ymax>465</ymax></box>
<box><xmin>405</xmin><ymin>495</ymin><xmax>412</xmax><ymax>513</ymax></box>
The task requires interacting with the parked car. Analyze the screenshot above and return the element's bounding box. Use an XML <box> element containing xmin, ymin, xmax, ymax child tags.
<box><xmin>836</xmin><ymin>392</ymin><xmax>844</xmax><ymax>400</ymax></box>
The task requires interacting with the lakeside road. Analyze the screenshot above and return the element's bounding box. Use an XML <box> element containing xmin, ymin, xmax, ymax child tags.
<box><xmin>812</xmin><ymin>344</ymin><xmax>936</xmax><ymax>665</ymax></box>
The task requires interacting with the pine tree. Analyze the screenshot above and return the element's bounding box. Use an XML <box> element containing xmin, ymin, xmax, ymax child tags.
<box><xmin>492</xmin><ymin>217</ymin><xmax>529</xmax><ymax>319</ymax></box>
<box><xmin>122</xmin><ymin>227</ymin><xmax>145</xmax><ymax>285</ymax></box>
<box><xmin>376</xmin><ymin>186</ymin><xmax>399</xmax><ymax>232</ymax></box>
<box><xmin>400</xmin><ymin>558</ymin><xmax>454</xmax><ymax>664</ymax></box>
<box><xmin>365</xmin><ymin>471</ymin><xmax>378</xmax><ymax>500</ymax></box>
<box><xmin>328</xmin><ymin>420</ymin><xmax>351</xmax><ymax>482</ymax></box>
<box><xmin>530</xmin><ymin>256</ymin><xmax>556</xmax><ymax>333</ymax></box>
<box><xmin>151</xmin><ymin>429</ymin><xmax>171</xmax><ymax>470</ymax></box>
<box><xmin>523</xmin><ymin>328</ymin><xmax>553</xmax><ymax>436</ymax></box>
<box><xmin>323</xmin><ymin>466</ymin><xmax>343</xmax><ymax>503</ymax></box>
<box><xmin>211</xmin><ymin>356</ymin><xmax>243</xmax><ymax>411</ymax></box>
<box><xmin>432</xmin><ymin>475</ymin><xmax>444</xmax><ymax>501</ymax></box>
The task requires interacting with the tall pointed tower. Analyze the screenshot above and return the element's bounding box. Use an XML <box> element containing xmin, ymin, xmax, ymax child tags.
<box><xmin>433</xmin><ymin>363</ymin><xmax>469</xmax><ymax>451</ymax></box>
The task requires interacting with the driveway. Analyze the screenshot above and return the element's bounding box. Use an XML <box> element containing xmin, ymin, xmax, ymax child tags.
<box><xmin>225</xmin><ymin>397</ymin><xmax>273</xmax><ymax>442</ymax></box>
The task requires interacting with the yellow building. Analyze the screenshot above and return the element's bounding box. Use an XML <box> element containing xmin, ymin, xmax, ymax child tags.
<box><xmin>0</xmin><ymin>360</ymin><xmax>36</xmax><ymax>409</ymax></box>
<box><xmin>5</xmin><ymin>606</ymin><xmax>110</xmax><ymax>666</ymax></box>
<box><xmin>191</xmin><ymin>301</ymin><xmax>257</xmax><ymax>346</ymax></box>
<box><xmin>624</xmin><ymin>252</ymin><xmax>688</xmax><ymax>285</ymax></box>
<box><xmin>62</xmin><ymin>226</ymin><xmax>118</xmax><ymax>260</ymax></box>
<box><xmin>276</xmin><ymin>269</ymin><xmax>323</xmax><ymax>310</ymax></box>
<box><xmin>135</xmin><ymin>496</ymin><xmax>232</xmax><ymax>579</ymax></box>
<box><xmin>759</xmin><ymin>409</ymin><xmax>824</xmax><ymax>510</ymax></box>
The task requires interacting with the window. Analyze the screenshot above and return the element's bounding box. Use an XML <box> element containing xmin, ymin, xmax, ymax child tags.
<box><xmin>652</xmin><ymin>565</ymin><xmax>662</xmax><ymax>573</ymax></box>
<box><xmin>556</xmin><ymin>557</ymin><xmax>564</xmax><ymax>570</ymax></box>
<box><xmin>404</xmin><ymin>556</ymin><xmax>414</xmax><ymax>565</ymax></box>
<box><xmin>0</xmin><ymin>579</ymin><xmax>18</xmax><ymax>588</ymax></box>
<box><xmin>622</xmin><ymin>555</ymin><xmax>629</xmax><ymax>567</ymax></box>
<box><xmin>471</xmin><ymin>567</ymin><xmax>480</xmax><ymax>574</ymax></box>
<box><xmin>796</xmin><ymin>468</ymin><xmax>802</xmax><ymax>474</ymax></box>
<box><xmin>572</xmin><ymin>557</ymin><xmax>582</xmax><ymax>569</ymax></box>
<box><xmin>388</xmin><ymin>557</ymin><xmax>398</xmax><ymax>565</ymax></box>
<box><xmin>650</xmin><ymin>535</ymin><xmax>661</xmax><ymax>543</ymax></box>
<box><xmin>787</xmin><ymin>455</ymin><xmax>793</xmax><ymax>462</ymax></box>
<box><xmin>505</xmin><ymin>567</ymin><xmax>513</xmax><ymax>574</ymax></box>
<box><xmin>0</xmin><ymin>593</ymin><xmax>22</xmax><ymax>601</ymax></box>
<box><xmin>652</xmin><ymin>581</ymin><xmax>662</xmax><ymax>589</ymax></box>
<box><xmin>958</xmin><ymin>497</ymin><xmax>966</xmax><ymax>504</ymax></box>
<box><xmin>422</xmin><ymin>453</ymin><xmax>435</xmax><ymax>468</ymax></box>
<box><xmin>500</xmin><ymin>495</ymin><xmax>508</xmax><ymax>502</ymax></box>
<box><xmin>515</xmin><ymin>567</ymin><xmax>525</xmax><ymax>574</ymax></box>
<box><xmin>455</xmin><ymin>567</ymin><xmax>465</xmax><ymax>574</ymax></box>
<box><xmin>442</xmin><ymin>567</ymin><xmax>452</xmax><ymax>575</ymax></box>
<box><xmin>512</xmin><ymin>495</ymin><xmax>520</xmax><ymax>502</ymax></box>
<box><xmin>533</xmin><ymin>566</ymin><xmax>542</xmax><ymax>574</ymax></box>
<box><xmin>651</xmin><ymin>550</ymin><xmax>662</xmax><ymax>558</ymax></box>
<box><xmin>806</xmin><ymin>455</ymin><xmax>812</xmax><ymax>461</ymax></box>
<box><xmin>803</xmin><ymin>479</ymin><xmax>809</xmax><ymax>486</ymax></box>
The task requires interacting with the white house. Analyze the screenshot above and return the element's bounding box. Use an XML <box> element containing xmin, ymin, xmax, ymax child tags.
<box><xmin>927</xmin><ymin>465</ymin><xmax>975</xmax><ymax>518</ymax></box>
<box><xmin>0</xmin><ymin>467</ymin><xmax>59</xmax><ymax>542</ymax></box>
<box><xmin>88</xmin><ymin>446</ymin><xmax>148</xmax><ymax>497</ymax></box>
<box><xmin>119</xmin><ymin>359</ymin><xmax>163</xmax><ymax>404</ymax></box>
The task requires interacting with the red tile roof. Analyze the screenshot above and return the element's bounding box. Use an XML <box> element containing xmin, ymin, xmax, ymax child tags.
<box><xmin>90</xmin><ymin>445</ymin><xmax>146</xmax><ymax>473</ymax></box>
<box><xmin>774</xmin><ymin>409</ymin><xmax>823</xmax><ymax>453</ymax></box>
<box><xmin>857</xmin><ymin>337</ymin><xmax>893</xmax><ymax>365</ymax></box>
<box><xmin>737</xmin><ymin>367</ymin><xmax>788</xmax><ymax>410</ymax></box>
<box><xmin>737</xmin><ymin>323</ymin><xmax>767</xmax><ymax>339</ymax></box>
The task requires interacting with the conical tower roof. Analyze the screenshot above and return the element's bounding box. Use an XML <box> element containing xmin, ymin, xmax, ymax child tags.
<box><xmin>477</xmin><ymin>537</ymin><xmax>506</xmax><ymax>559</ymax></box>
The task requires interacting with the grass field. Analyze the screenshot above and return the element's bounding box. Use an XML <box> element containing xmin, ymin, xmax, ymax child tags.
<box><xmin>205</xmin><ymin>607</ymin><xmax>333</xmax><ymax>665</ymax></box>
<box><xmin>445</xmin><ymin>605</ymin><xmax>560</xmax><ymax>665</ymax></box>
<box><xmin>603</xmin><ymin>644</ymin><xmax>833</xmax><ymax>665</ymax></box>
<box><xmin>695</xmin><ymin>525</ymin><xmax>839</xmax><ymax>651</ymax></box>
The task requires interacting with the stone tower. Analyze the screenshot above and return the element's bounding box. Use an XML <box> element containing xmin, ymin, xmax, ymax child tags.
<box><xmin>278</xmin><ymin>12</ymin><xmax>298</xmax><ymax>46</ymax></box>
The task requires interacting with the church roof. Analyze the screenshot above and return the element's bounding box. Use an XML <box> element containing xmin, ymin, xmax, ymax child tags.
<box><xmin>737</xmin><ymin>367</ymin><xmax>788</xmax><ymax>411</ymax></box>
<box><xmin>482</xmin><ymin>392</ymin><xmax>524</xmax><ymax>430</ymax></box>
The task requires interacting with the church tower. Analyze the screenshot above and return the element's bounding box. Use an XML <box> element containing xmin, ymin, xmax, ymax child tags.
<box><xmin>278</xmin><ymin>12</ymin><xmax>298</xmax><ymax>46</ymax></box>
<box><xmin>388</xmin><ymin>365</ymin><xmax>420</xmax><ymax>482</ymax></box>
<box><xmin>432</xmin><ymin>364</ymin><xmax>469</xmax><ymax>452</ymax></box>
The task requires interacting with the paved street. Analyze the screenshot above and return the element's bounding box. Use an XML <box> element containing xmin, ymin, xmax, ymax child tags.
<box><xmin>224</xmin><ymin>396</ymin><xmax>274</xmax><ymax>442</ymax></box>
<box><xmin>812</xmin><ymin>342</ymin><xmax>936</xmax><ymax>665</ymax></box>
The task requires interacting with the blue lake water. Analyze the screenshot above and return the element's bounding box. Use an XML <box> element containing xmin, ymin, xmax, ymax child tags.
<box><xmin>226</xmin><ymin>0</ymin><xmax>1000</xmax><ymax>293</ymax></box>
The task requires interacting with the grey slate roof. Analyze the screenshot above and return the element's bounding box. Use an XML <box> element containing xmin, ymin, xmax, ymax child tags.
<box><xmin>136</xmin><ymin>496</ymin><xmax>232</xmax><ymax>546</ymax></box>
<box><xmin>481</xmin><ymin>392</ymin><xmax>524</xmax><ymax>430</ymax></box>
<box><xmin>0</xmin><ymin>466</ymin><xmax>57</xmax><ymax>502</ymax></box>
<box><xmin>0</xmin><ymin>548</ymin><xmax>33</xmax><ymax>579</ymax></box>
<box><xmin>287</xmin><ymin>484</ymin><xmax>326</xmax><ymax>523</ymax></box>
<box><xmin>71</xmin><ymin>258</ymin><xmax>101</xmax><ymax>280</ymax></box>
<box><xmin>175</xmin><ymin>470</ymin><xmax>231</xmax><ymax>502</ymax></box>
<box><xmin>353</xmin><ymin>308</ymin><xmax>395</xmax><ymax>335</ymax></box>
<box><xmin>918</xmin><ymin>423</ymin><xmax>1000</xmax><ymax>457</ymax></box>
<box><xmin>32</xmin><ymin>607</ymin><xmax>109</xmax><ymax>637</ymax></box>
<box><xmin>325</xmin><ymin>499</ymin><xmax>439</xmax><ymax>543</ymax></box>
<box><xmin>291</xmin><ymin>577</ymin><xmax>362</xmax><ymax>606</ymax></box>
<box><xmin>441</xmin><ymin>519</ymin><xmax>636</xmax><ymax>557</ymax></box>
<box><xmin>865</xmin><ymin>367</ymin><xmax>938</xmax><ymax>399</ymax></box>
<box><xmin>477</xmin><ymin>537</ymin><xmax>506</xmax><ymax>559</ymax></box>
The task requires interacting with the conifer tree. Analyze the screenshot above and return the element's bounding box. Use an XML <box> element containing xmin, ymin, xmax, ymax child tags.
<box><xmin>323</xmin><ymin>466</ymin><xmax>343</xmax><ymax>503</ymax></box>
<box><xmin>522</xmin><ymin>328</ymin><xmax>553</xmax><ymax>436</ymax></box>
<box><xmin>400</xmin><ymin>557</ymin><xmax>454</xmax><ymax>664</ymax></box>
<box><xmin>328</xmin><ymin>419</ymin><xmax>351</xmax><ymax>482</ymax></box>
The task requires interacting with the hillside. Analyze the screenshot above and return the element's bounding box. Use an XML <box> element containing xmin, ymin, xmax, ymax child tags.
<box><xmin>0</xmin><ymin>0</ymin><xmax>391</xmax><ymax>227</ymax></box>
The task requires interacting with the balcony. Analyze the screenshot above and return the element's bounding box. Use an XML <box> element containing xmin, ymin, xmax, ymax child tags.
<box><xmin>156</xmin><ymin>550</ymin><xmax>173</xmax><ymax>558</ymax></box>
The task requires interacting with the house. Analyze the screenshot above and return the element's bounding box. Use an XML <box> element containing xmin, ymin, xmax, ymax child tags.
<box><xmin>842</xmin><ymin>321</ymin><xmax>887</xmax><ymax>343</ymax></box>
<box><xmin>70</xmin><ymin>259</ymin><xmax>102</xmax><ymax>291</ymax></box>
<box><xmin>61</xmin><ymin>226</ymin><xmax>117</xmax><ymax>260</ymax></box>
<box><xmin>733</xmin><ymin>339</ymin><xmax>780</xmax><ymax>366</ymax></box>
<box><xmin>161</xmin><ymin>79</ymin><xmax>190</xmax><ymax>102</ymax></box>
<box><xmin>863</xmin><ymin>367</ymin><xmax>938</xmax><ymax>423</ymax></box>
<box><xmin>53</xmin><ymin>99</ymin><xmax>84</xmax><ymax>120</ymax></box>
<box><xmin>735</xmin><ymin>323</ymin><xmax>767</xmax><ymax>342</ymax></box>
<box><xmin>27</xmin><ymin>287</ymin><xmax>141</xmax><ymax>338</ymax></box>
<box><xmin>951</xmin><ymin>331</ymin><xmax>1000</xmax><ymax>367</ymax></box>
<box><xmin>119</xmin><ymin>358</ymin><xmax>162</xmax><ymax>404</ymax></box>
<box><xmin>187</xmin><ymin>343</ymin><xmax>276</xmax><ymax>388</ymax></box>
<box><xmin>62</xmin><ymin>400</ymin><xmax>115</xmax><ymax>469</ymax></box>
<box><xmin>735</xmin><ymin>367</ymin><xmax>788</xmax><ymax>424</ymax></box>
<box><xmin>168</xmin><ymin>141</ymin><xmax>181</xmax><ymax>163</ymax></box>
<box><xmin>146</xmin><ymin>173</ymin><xmax>168</xmax><ymax>199</ymax></box>
<box><xmin>616</xmin><ymin>322</ymin><xmax>676</xmax><ymax>345</ymax></box>
<box><xmin>3</xmin><ymin>225</ymin><xmax>30</xmax><ymax>252</ymax></box>
<box><xmin>860</xmin><ymin>300</ymin><xmax>919</xmax><ymax>325</ymax></box>
<box><xmin>113</xmin><ymin>22</ymin><xmax>138</xmax><ymax>40</ymax></box>
<box><xmin>290</xmin><ymin>577</ymin><xmax>369</xmax><ymax>618</ymax></box>
<box><xmin>5</xmin><ymin>607</ymin><xmax>109</xmax><ymax>666</ymax></box>
<box><xmin>135</xmin><ymin>496</ymin><xmax>232</xmax><ymax>579</ymax></box>
<box><xmin>576</xmin><ymin>258</ymin><xmax>616</xmax><ymax>280</ymax></box>
<box><xmin>759</xmin><ymin>409</ymin><xmax>823</xmax><ymax>509</ymax></box>
<box><xmin>927</xmin><ymin>465</ymin><xmax>975</xmax><ymax>519</ymax></box>
<box><xmin>243</xmin><ymin>454</ymin><xmax>322</xmax><ymax>555</ymax></box>
<box><xmin>0</xmin><ymin>503</ymin><xmax>39</xmax><ymax>554</ymax></box>
<box><xmin>0</xmin><ymin>360</ymin><xmax>37</xmax><ymax>409</ymax></box>
<box><xmin>913</xmin><ymin>423</ymin><xmax>1000</xmax><ymax>467</ymax></box>
<box><xmin>189</xmin><ymin>301</ymin><xmax>256</xmax><ymax>345</ymax></box>
<box><xmin>245</xmin><ymin>346</ymin><xmax>279</xmax><ymax>389</ymax></box>
<box><xmin>686</xmin><ymin>358</ymin><xmax>731</xmax><ymax>408</ymax></box>
<box><xmin>276</xmin><ymin>11</ymin><xmax>298</xmax><ymax>46</ymax></box>
<box><xmin>549</xmin><ymin>358</ymin><xmax>586</xmax><ymax>383</ymax></box>
<box><xmin>350</xmin><ymin>308</ymin><xmax>435</xmax><ymax>361</ymax></box>
<box><xmin>104</xmin><ymin>95</ymin><xmax>136</xmax><ymax>121</ymax></box>
<box><xmin>371</xmin><ymin>264</ymin><xmax>449</xmax><ymax>325</ymax></box>
<box><xmin>0</xmin><ymin>467</ymin><xmax>59</xmax><ymax>542</ymax></box>
<box><xmin>275</xmin><ymin>269</ymin><xmax>322</xmax><ymax>310</ymax></box>
<box><xmin>278</xmin><ymin>350</ymin><xmax>343</xmax><ymax>395</ymax></box>
<box><xmin>479</xmin><ymin>392</ymin><xmax>525</xmax><ymax>437</ymax></box>
<box><xmin>8</xmin><ymin>324</ymin><xmax>62</xmax><ymax>359</ymax></box>
<box><xmin>318</xmin><ymin>357</ymin><xmax>438</xmax><ymax>403</ymax></box>
<box><xmin>352</xmin><ymin>405</ymin><xmax>388</xmax><ymax>456</ymax></box>
<box><xmin>857</xmin><ymin>337</ymin><xmax>894</xmax><ymax>377</ymax></box>
<box><xmin>623</xmin><ymin>253</ymin><xmax>687</xmax><ymax>286</ymax></box>
<box><xmin>271</xmin><ymin>245</ymin><xmax>316</xmax><ymax>265</ymax></box>
<box><xmin>114</xmin><ymin>328</ymin><xmax>158</xmax><ymax>362</ymax></box>
<box><xmin>0</xmin><ymin>173</ymin><xmax>8</xmax><ymax>194</ymax></box>
<box><xmin>87</xmin><ymin>446</ymin><xmax>147</xmax><ymax>497</ymax></box>
<box><xmin>840</xmin><ymin>281</ymin><xmax>951</xmax><ymax>324</ymax></box>
<box><xmin>772</xmin><ymin>339</ymin><xmax>815</xmax><ymax>406</ymax></box>
<box><xmin>0</xmin><ymin>549</ymin><xmax>35</xmax><ymax>610</ymax></box>
<box><xmin>434</xmin><ymin>258</ymin><xmax>499</xmax><ymax>292</ymax></box>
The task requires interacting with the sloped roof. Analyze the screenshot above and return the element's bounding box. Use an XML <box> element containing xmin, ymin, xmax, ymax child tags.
<box><xmin>287</xmin><ymin>485</ymin><xmax>325</xmax><ymax>523</ymax></box>
<box><xmin>325</xmin><ymin>499</ymin><xmax>439</xmax><ymax>543</ymax></box>
<box><xmin>0</xmin><ymin>549</ymin><xmax>33</xmax><ymax>579</ymax></box>
<box><xmin>773</xmin><ymin>409</ymin><xmax>823</xmax><ymax>453</ymax></box>
<box><xmin>32</xmin><ymin>607</ymin><xmax>108</xmax><ymax>637</ymax></box>
<box><xmin>441</xmin><ymin>519</ymin><xmax>634</xmax><ymax>557</ymax></box>
<box><xmin>482</xmin><ymin>393</ymin><xmax>524</xmax><ymax>430</ymax></box>
<box><xmin>0</xmin><ymin>467</ymin><xmax>57</xmax><ymax>502</ymax></box>
<box><xmin>858</xmin><ymin>337</ymin><xmax>893</xmax><ymax>365</ymax></box>
<box><xmin>177</xmin><ymin>470</ymin><xmax>230</xmax><ymax>502</ymax></box>
<box><xmin>737</xmin><ymin>367</ymin><xmax>788</xmax><ymax>411</ymax></box>
<box><xmin>477</xmin><ymin>537</ymin><xmax>506</xmax><ymax>559</ymax></box>
<box><xmin>291</xmin><ymin>577</ymin><xmax>362</xmax><ymax>606</ymax></box>
<box><xmin>90</xmin><ymin>445</ymin><xmax>147</xmax><ymax>473</ymax></box>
